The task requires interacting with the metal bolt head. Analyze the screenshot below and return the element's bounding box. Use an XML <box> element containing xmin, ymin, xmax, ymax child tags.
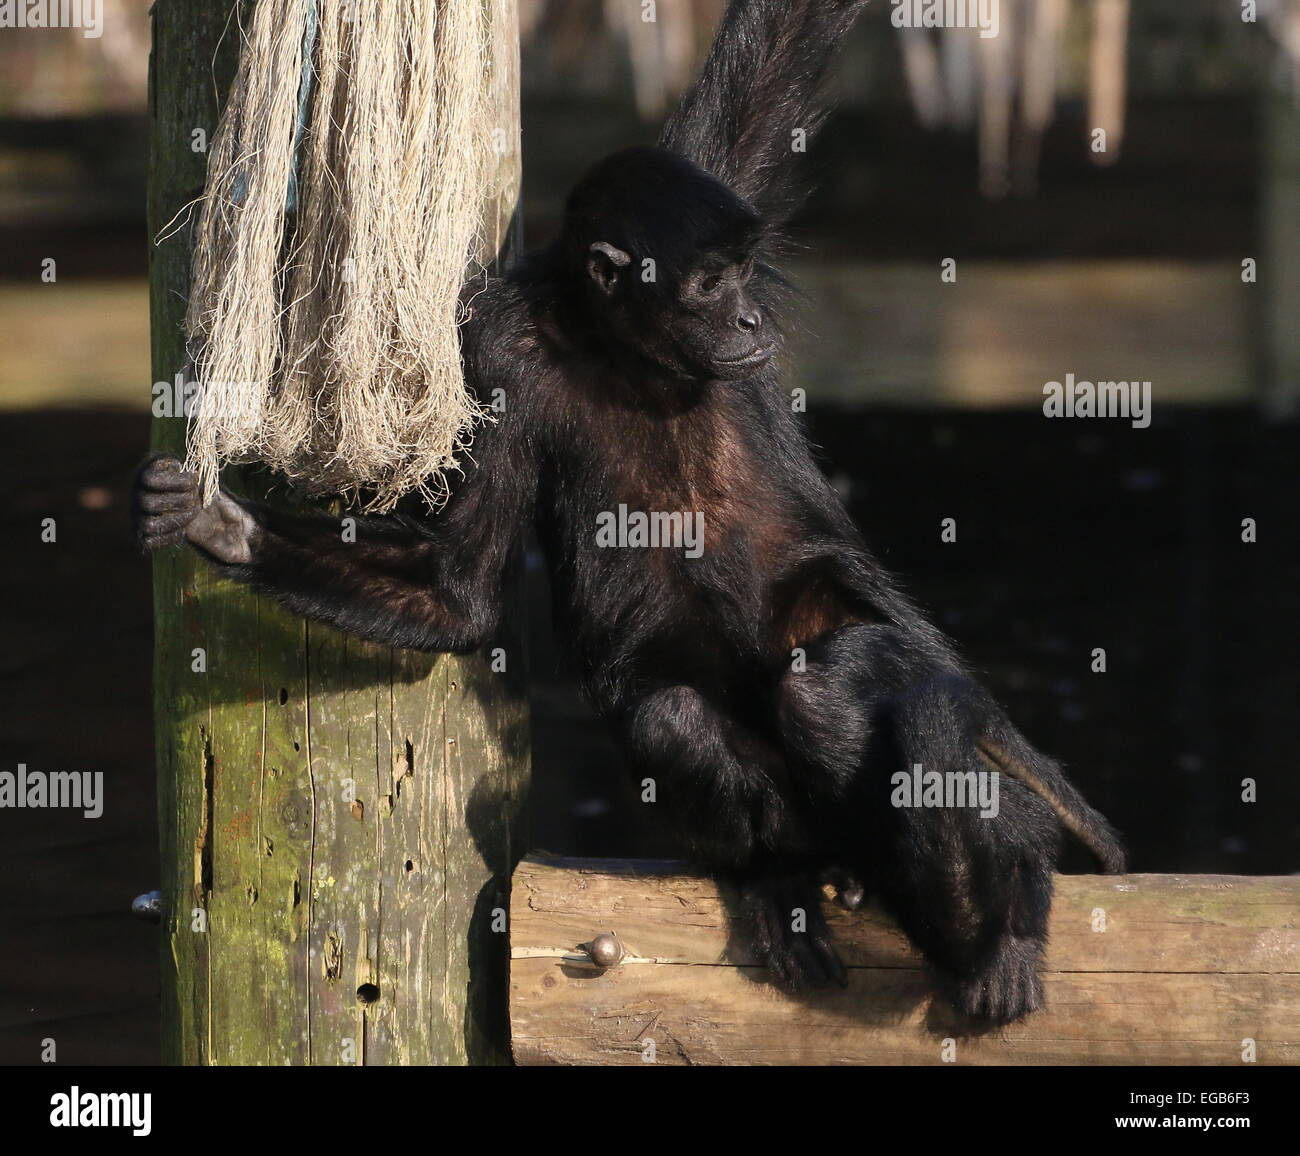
<box><xmin>587</xmin><ymin>932</ymin><xmax>623</xmax><ymax>969</ymax></box>
<box><xmin>131</xmin><ymin>890</ymin><xmax>163</xmax><ymax>923</ymax></box>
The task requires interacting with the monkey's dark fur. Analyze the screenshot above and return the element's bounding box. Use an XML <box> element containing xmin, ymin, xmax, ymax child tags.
<box><xmin>137</xmin><ymin>0</ymin><xmax>1124</xmax><ymax>1023</ymax></box>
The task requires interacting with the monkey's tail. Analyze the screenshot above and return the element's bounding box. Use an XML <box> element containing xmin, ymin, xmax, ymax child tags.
<box><xmin>976</xmin><ymin>736</ymin><xmax>1127</xmax><ymax>874</ymax></box>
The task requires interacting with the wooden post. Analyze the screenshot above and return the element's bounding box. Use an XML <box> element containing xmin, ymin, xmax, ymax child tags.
<box><xmin>147</xmin><ymin>0</ymin><xmax>526</xmax><ymax>1065</ymax></box>
<box><xmin>510</xmin><ymin>857</ymin><xmax>1300</xmax><ymax>1065</ymax></box>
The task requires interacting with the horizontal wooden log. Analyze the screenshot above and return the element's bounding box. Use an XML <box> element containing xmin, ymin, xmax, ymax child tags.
<box><xmin>509</xmin><ymin>856</ymin><xmax>1300</xmax><ymax>1066</ymax></box>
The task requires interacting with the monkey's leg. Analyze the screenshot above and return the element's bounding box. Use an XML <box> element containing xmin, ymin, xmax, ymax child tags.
<box><xmin>621</xmin><ymin>685</ymin><xmax>845</xmax><ymax>989</ymax></box>
<box><xmin>776</xmin><ymin>622</ymin><xmax>926</xmax><ymax>917</ymax></box>
<box><xmin>779</xmin><ymin>630</ymin><xmax>1057</xmax><ymax>1022</ymax></box>
<box><xmin>872</xmin><ymin>674</ymin><xmax>1060</xmax><ymax>1023</ymax></box>
<box><xmin>777</xmin><ymin>622</ymin><xmax>921</xmax><ymax>787</ymax></box>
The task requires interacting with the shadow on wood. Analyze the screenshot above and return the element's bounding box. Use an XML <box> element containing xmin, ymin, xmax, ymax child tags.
<box><xmin>509</xmin><ymin>855</ymin><xmax>1300</xmax><ymax>1065</ymax></box>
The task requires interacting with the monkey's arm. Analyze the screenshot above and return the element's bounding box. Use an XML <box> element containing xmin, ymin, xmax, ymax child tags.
<box><xmin>658</xmin><ymin>0</ymin><xmax>868</xmax><ymax>223</ymax></box>
<box><xmin>134</xmin><ymin>410</ymin><xmax>536</xmax><ymax>653</ymax></box>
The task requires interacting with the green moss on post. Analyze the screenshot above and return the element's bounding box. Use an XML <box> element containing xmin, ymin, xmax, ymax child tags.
<box><xmin>147</xmin><ymin>0</ymin><xmax>527</xmax><ymax>1065</ymax></box>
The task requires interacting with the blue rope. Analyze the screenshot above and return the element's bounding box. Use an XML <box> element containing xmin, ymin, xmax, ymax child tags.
<box><xmin>285</xmin><ymin>0</ymin><xmax>318</xmax><ymax>212</ymax></box>
<box><xmin>230</xmin><ymin>0</ymin><xmax>318</xmax><ymax>211</ymax></box>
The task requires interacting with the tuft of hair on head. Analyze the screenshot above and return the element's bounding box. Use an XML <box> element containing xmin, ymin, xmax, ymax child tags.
<box><xmin>659</xmin><ymin>0</ymin><xmax>870</xmax><ymax>224</ymax></box>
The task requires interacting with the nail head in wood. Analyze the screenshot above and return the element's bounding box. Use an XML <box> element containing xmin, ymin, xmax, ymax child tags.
<box><xmin>587</xmin><ymin>932</ymin><xmax>624</xmax><ymax>969</ymax></box>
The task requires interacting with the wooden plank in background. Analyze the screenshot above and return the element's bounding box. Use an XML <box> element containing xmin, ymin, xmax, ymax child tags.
<box><xmin>792</xmin><ymin>261</ymin><xmax>1249</xmax><ymax>406</ymax></box>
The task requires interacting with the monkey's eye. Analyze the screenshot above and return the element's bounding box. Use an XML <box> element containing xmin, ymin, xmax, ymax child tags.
<box><xmin>700</xmin><ymin>274</ymin><xmax>723</xmax><ymax>294</ymax></box>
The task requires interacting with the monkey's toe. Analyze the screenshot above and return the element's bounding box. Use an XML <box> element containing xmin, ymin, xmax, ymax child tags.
<box><xmin>950</xmin><ymin>937</ymin><xmax>1045</xmax><ymax>1025</ymax></box>
<box><xmin>737</xmin><ymin>871</ymin><xmax>848</xmax><ymax>991</ymax></box>
<box><xmin>760</xmin><ymin>930</ymin><xmax>847</xmax><ymax>991</ymax></box>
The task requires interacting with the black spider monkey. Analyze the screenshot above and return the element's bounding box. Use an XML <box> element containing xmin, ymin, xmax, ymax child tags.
<box><xmin>137</xmin><ymin>0</ymin><xmax>1124</xmax><ymax>1024</ymax></box>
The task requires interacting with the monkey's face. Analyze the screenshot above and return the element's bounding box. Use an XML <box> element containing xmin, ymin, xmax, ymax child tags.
<box><xmin>586</xmin><ymin>242</ymin><xmax>776</xmax><ymax>382</ymax></box>
<box><xmin>667</xmin><ymin>255</ymin><xmax>775</xmax><ymax>380</ymax></box>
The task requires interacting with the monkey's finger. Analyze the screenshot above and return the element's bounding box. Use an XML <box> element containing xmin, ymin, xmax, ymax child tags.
<box><xmin>797</xmin><ymin>929</ymin><xmax>846</xmax><ymax>988</ymax></box>
<box><xmin>797</xmin><ymin>938</ymin><xmax>839</xmax><ymax>988</ymax></box>
<box><xmin>139</xmin><ymin>524</ymin><xmax>186</xmax><ymax>552</ymax></box>
<box><xmin>764</xmin><ymin>947</ymin><xmax>804</xmax><ymax>991</ymax></box>
<box><xmin>812</xmin><ymin>933</ymin><xmax>848</xmax><ymax>987</ymax></box>
<box><xmin>140</xmin><ymin>456</ymin><xmax>198</xmax><ymax>492</ymax></box>
<box><xmin>749</xmin><ymin>912</ymin><xmax>803</xmax><ymax>991</ymax></box>
<box><xmin>139</xmin><ymin>488</ymin><xmax>200</xmax><ymax>514</ymax></box>
<box><xmin>140</xmin><ymin>510</ymin><xmax>199</xmax><ymax>541</ymax></box>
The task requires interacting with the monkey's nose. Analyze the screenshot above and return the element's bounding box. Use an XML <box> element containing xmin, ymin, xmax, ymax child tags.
<box><xmin>737</xmin><ymin>308</ymin><xmax>761</xmax><ymax>331</ymax></box>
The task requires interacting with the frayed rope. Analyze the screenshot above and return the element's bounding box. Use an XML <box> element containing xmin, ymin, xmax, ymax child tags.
<box><xmin>183</xmin><ymin>0</ymin><xmax>499</xmax><ymax>512</ymax></box>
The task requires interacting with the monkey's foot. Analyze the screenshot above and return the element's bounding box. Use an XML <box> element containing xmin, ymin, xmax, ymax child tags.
<box><xmin>736</xmin><ymin>871</ymin><xmax>847</xmax><ymax>990</ymax></box>
<box><xmin>948</xmin><ymin>935</ymin><xmax>1045</xmax><ymax>1025</ymax></box>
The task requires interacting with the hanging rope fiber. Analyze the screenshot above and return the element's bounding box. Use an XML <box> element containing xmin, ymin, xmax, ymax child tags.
<box><xmin>182</xmin><ymin>0</ymin><xmax>498</xmax><ymax>512</ymax></box>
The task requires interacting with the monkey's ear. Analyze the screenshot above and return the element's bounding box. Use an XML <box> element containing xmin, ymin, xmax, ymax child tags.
<box><xmin>587</xmin><ymin>241</ymin><xmax>632</xmax><ymax>295</ymax></box>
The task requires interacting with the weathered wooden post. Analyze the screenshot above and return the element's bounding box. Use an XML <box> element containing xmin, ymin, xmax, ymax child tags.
<box><xmin>147</xmin><ymin>0</ymin><xmax>526</xmax><ymax>1065</ymax></box>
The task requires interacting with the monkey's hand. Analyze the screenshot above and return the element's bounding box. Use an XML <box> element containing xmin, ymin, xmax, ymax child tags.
<box><xmin>133</xmin><ymin>453</ymin><xmax>257</xmax><ymax>566</ymax></box>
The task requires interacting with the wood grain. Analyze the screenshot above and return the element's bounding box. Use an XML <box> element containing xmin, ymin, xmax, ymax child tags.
<box><xmin>510</xmin><ymin>857</ymin><xmax>1300</xmax><ymax>1065</ymax></box>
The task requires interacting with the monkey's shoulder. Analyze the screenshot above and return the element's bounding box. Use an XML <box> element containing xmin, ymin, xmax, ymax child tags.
<box><xmin>459</xmin><ymin>275</ymin><xmax>542</xmax><ymax>386</ymax></box>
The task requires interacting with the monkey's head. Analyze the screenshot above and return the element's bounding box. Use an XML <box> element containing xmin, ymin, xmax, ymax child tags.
<box><xmin>562</xmin><ymin>147</ymin><xmax>777</xmax><ymax>382</ymax></box>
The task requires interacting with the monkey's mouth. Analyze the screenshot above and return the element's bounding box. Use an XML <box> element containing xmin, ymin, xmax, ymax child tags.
<box><xmin>714</xmin><ymin>345</ymin><xmax>774</xmax><ymax>369</ymax></box>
